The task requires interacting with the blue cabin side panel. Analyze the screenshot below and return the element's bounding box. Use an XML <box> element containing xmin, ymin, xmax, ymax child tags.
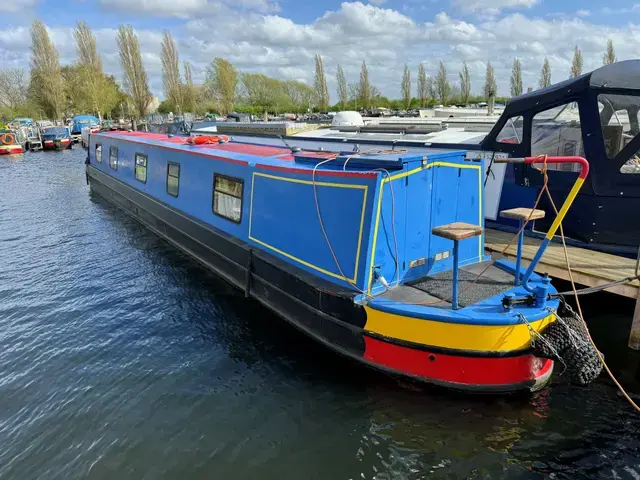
<box><xmin>91</xmin><ymin>136</ymin><xmax>250</xmax><ymax>239</ymax></box>
<box><xmin>90</xmin><ymin>134</ymin><xmax>381</xmax><ymax>291</ymax></box>
<box><xmin>248</xmin><ymin>170</ymin><xmax>378</xmax><ymax>287</ymax></box>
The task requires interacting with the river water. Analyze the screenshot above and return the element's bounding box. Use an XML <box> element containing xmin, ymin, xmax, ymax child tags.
<box><xmin>1</xmin><ymin>148</ymin><xmax>639</xmax><ymax>479</ymax></box>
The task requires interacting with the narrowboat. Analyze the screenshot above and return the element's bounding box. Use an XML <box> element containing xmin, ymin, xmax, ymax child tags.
<box><xmin>206</xmin><ymin>60</ymin><xmax>640</xmax><ymax>256</ymax></box>
<box><xmin>71</xmin><ymin>115</ymin><xmax>100</xmax><ymax>143</ymax></box>
<box><xmin>0</xmin><ymin>129</ymin><xmax>25</xmax><ymax>155</ymax></box>
<box><xmin>86</xmin><ymin>131</ymin><xmax>593</xmax><ymax>393</ymax></box>
<box><xmin>41</xmin><ymin>126</ymin><xmax>73</xmax><ymax>151</ymax></box>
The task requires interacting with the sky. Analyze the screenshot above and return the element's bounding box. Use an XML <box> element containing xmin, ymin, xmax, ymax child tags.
<box><xmin>0</xmin><ymin>0</ymin><xmax>639</xmax><ymax>102</ymax></box>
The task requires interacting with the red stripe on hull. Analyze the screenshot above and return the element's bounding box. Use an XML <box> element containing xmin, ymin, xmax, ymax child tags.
<box><xmin>364</xmin><ymin>336</ymin><xmax>552</xmax><ymax>389</ymax></box>
<box><xmin>0</xmin><ymin>147</ymin><xmax>24</xmax><ymax>155</ymax></box>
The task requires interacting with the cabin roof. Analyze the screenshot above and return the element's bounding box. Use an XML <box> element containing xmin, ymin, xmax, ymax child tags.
<box><xmin>502</xmin><ymin>59</ymin><xmax>640</xmax><ymax>118</ymax></box>
<box><xmin>96</xmin><ymin>131</ymin><xmax>465</xmax><ymax>175</ymax></box>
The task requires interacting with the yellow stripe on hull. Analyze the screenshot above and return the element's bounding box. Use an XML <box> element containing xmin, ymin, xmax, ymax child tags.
<box><xmin>364</xmin><ymin>306</ymin><xmax>555</xmax><ymax>353</ymax></box>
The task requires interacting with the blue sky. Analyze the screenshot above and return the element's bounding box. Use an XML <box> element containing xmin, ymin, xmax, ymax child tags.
<box><xmin>1</xmin><ymin>0</ymin><xmax>639</xmax><ymax>100</ymax></box>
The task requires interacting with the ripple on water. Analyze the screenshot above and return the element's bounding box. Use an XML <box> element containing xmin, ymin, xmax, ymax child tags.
<box><xmin>0</xmin><ymin>149</ymin><xmax>639</xmax><ymax>479</ymax></box>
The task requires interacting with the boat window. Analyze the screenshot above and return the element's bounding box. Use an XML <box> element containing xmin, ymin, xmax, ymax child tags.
<box><xmin>597</xmin><ymin>93</ymin><xmax>640</xmax><ymax>174</ymax></box>
<box><xmin>496</xmin><ymin>116</ymin><xmax>523</xmax><ymax>144</ymax></box>
<box><xmin>167</xmin><ymin>162</ymin><xmax>180</xmax><ymax>197</ymax></box>
<box><xmin>96</xmin><ymin>144</ymin><xmax>102</xmax><ymax>163</ymax></box>
<box><xmin>135</xmin><ymin>153</ymin><xmax>147</xmax><ymax>183</ymax></box>
<box><xmin>213</xmin><ymin>174</ymin><xmax>243</xmax><ymax>223</ymax></box>
<box><xmin>531</xmin><ymin>102</ymin><xmax>583</xmax><ymax>172</ymax></box>
<box><xmin>109</xmin><ymin>146</ymin><xmax>118</xmax><ymax>170</ymax></box>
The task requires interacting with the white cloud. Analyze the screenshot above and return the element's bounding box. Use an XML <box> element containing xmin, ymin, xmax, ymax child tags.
<box><xmin>1</xmin><ymin>2</ymin><xmax>640</xmax><ymax>101</ymax></box>
<box><xmin>451</xmin><ymin>0</ymin><xmax>538</xmax><ymax>14</ymax></box>
<box><xmin>0</xmin><ymin>0</ymin><xmax>37</xmax><ymax>13</ymax></box>
<box><xmin>576</xmin><ymin>9</ymin><xmax>590</xmax><ymax>17</ymax></box>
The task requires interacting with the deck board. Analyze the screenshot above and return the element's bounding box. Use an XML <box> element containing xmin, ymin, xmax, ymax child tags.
<box><xmin>484</xmin><ymin>228</ymin><xmax>639</xmax><ymax>299</ymax></box>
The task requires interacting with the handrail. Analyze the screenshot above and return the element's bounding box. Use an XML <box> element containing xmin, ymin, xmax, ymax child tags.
<box><xmin>494</xmin><ymin>156</ymin><xmax>589</xmax><ymax>297</ymax></box>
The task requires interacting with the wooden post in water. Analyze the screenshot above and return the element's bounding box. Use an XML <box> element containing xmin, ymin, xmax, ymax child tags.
<box><xmin>629</xmin><ymin>248</ymin><xmax>640</xmax><ymax>350</ymax></box>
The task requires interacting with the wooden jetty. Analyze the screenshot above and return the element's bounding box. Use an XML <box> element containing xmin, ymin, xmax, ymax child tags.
<box><xmin>484</xmin><ymin>228</ymin><xmax>640</xmax><ymax>349</ymax></box>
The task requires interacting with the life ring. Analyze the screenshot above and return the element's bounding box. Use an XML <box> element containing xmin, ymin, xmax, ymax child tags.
<box><xmin>1</xmin><ymin>133</ymin><xmax>15</xmax><ymax>145</ymax></box>
<box><xmin>185</xmin><ymin>135</ymin><xmax>229</xmax><ymax>145</ymax></box>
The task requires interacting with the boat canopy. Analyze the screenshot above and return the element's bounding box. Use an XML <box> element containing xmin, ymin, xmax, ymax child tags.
<box><xmin>481</xmin><ymin>60</ymin><xmax>640</xmax><ymax>193</ymax></box>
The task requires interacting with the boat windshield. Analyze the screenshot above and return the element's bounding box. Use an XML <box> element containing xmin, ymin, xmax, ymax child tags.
<box><xmin>43</xmin><ymin>127</ymin><xmax>68</xmax><ymax>135</ymax></box>
<box><xmin>598</xmin><ymin>93</ymin><xmax>640</xmax><ymax>174</ymax></box>
<box><xmin>530</xmin><ymin>102</ymin><xmax>583</xmax><ymax>172</ymax></box>
<box><xmin>75</xmin><ymin>119</ymin><xmax>95</xmax><ymax>124</ymax></box>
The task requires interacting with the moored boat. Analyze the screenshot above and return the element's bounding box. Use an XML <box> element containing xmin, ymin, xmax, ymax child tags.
<box><xmin>0</xmin><ymin>129</ymin><xmax>25</xmax><ymax>155</ymax></box>
<box><xmin>71</xmin><ymin>115</ymin><xmax>100</xmax><ymax>143</ymax></box>
<box><xmin>85</xmin><ymin>131</ymin><xmax>597</xmax><ymax>392</ymax></box>
<box><xmin>41</xmin><ymin>126</ymin><xmax>73</xmax><ymax>151</ymax></box>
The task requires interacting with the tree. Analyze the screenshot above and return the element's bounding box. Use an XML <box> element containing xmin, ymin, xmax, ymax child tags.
<box><xmin>510</xmin><ymin>58</ymin><xmax>523</xmax><ymax>97</ymax></box>
<box><xmin>74</xmin><ymin>20</ymin><xmax>116</xmax><ymax>120</ymax></box>
<box><xmin>570</xmin><ymin>46</ymin><xmax>583</xmax><ymax>78</ymax></box>
<box><xmin>161</xmin><ymin>31</ymin><xmax>182</xmax><ymax>113</ymax></box>
<box><xmin>348</xmin><ymin>82</ymin><xmax>360</xmax><ymax>110</ymax></box>
<box><xmin>434</xmin><ymin>60</ymin><xmax>451</xmax><ymax>106</ymax></box>
<box><xmin>204</xmin><ymin>57</ymin><xmax>238</xmax><ymax>115</ymax></box>
<box><xmin>400</xmin><ymin>64</ymin><xmax>411</xmax><ymax>110</ymax></box>
<box><xmin>484</xmin><ymin>62</ymin><xmax>497</xmax><ymax>99</ymax></box>
<box><xmin>417</xmin><ymin>63</ymin><xmax>429</xmax><ymax>107</ymax></box>
<box><xmin>30</xmin><ymin>20</ymin><xmax>65</xmax><ymax>120</ymax></box>
<box><xmin>0</xmin><ymin>68</ymin><xmax>29</xmax><ymax>111</ymax></box>
<box><xmin>240</xmin><ymin>73</ymin><xmax>279</xmax><ymax>118</ymax></box>
<box><xmin>539</xmin><ymin>57</ymin><xmax>552</xmax><ymax>89</ymax></box>
<box><xmin>603</xmin><ymin>39</ymin><xmax>616</xmax><ymax>65</ymax></box>
<box><xmin>336</xmin><ymin>64</ymin><xmax>347</xmax><ymax>109</ymax></box>
<box><xmin>182</xmin><ymin>61</ymin><xmax>196</xmax><ymax>113</ymax></box>
<box><xmin>313</xmin><ymin>54</ymin><xmax>329</xmax><ymax>111</ymax></box>
<box><xmin>116</xmin><ymin>25</ymin><xmax>151</xmax><ymax>118</ymax></box>
<box><xmin>459</xmin><ymin>61</ymin><xmax>470</xmax><ymax>104</ymax></box>
<box><xmin>358</xmin><ymin>61</ymin><xmax>371</xmax><ymax>109</ymax></box>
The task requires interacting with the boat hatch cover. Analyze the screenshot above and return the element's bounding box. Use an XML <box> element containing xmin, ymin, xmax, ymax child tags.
<box><xmin>293</xmin><ymin>151</ymin><xmax>431</xmax><ymax>170</ymax></box>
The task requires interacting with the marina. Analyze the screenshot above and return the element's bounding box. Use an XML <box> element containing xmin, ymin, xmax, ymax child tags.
<box><xmin>2</xmin><ymin>6</ymin><xmax>640</xmax><ymax>476</ymax></box>
<box><xmin>1</xmin><ymin>147</ymin><xmax>639</xmax><ymax>478</ymax></box>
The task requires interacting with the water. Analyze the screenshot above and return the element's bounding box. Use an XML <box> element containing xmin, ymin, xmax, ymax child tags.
<box><xmin>1</xmin><ymin>149</ymin><xmax>639</xmax><ymax>480</ymax></box>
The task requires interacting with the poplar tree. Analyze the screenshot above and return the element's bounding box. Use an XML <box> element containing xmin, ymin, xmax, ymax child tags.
<box><xmin>435</xmin><ymin>61</ymin><xmax>450</xmax><ymax>106</ymax></box>
<box><xmin>417</xmin><ymin>63</ymin><xmax>428</xmax><ymax>107</ymax></box>
<box><xmin>30</xmin><ymin>20</ymin><xmax>64</xmax><ymax>119</ymax></box>
<box><xmin>336</xmin><ymin>64</ymin><xmax>347</xmax><ymax>109</ymax></box>
<box><xmin>204</xmin><ymin>57</ymin><xmax>238</xmax><ymax>115</ymax></box>
<box><xmin>539</xmin><ymin>57</ymin><xmax>552</xmax><ymax>89</ymax></box>
<box><xmin>484</xmin><ymin>62</ymin><xmax>497</xmax><ymax>101</ymax></box>
<box><xmin>358</xmin><ymin>61</ymin><xmax>371</xmax><ymax>109</ymax></box>
<box><xmin>603</xmin><ymin>39</ymin><xmax>616</xmax><ymax>65</ymax></box>
<box><xmin>313</xmin><ymin>54</ymin><xmax>329</xmax><ymax>111</ymax></box>
<box><xmin>116</xmin><ymin>25</ymin><xmax>151</xmax><ymax>118</ymax></box>
<box><xmin>510</xmin><ymin>58</ymin><xmax>523</xmax><ymax>97</ymax></box>
<box><xmin>182</xmin><ymin>61</ymin><xmax>196</xmax><ymax>113</ymax></box>
<box><xmin>570</xmin><ymin>46</ymin><xmax>583</xmax><ymax>78</ymax></box>
<box><xmin>401</xmin><ymin>64</ymin><xmax>411</xmax><ymax>110</ymax></box>
<box><xmin>459</xmin><ymin>61</ymin><xmax>470</xmax><ymax>104</ymax></box>
<box><xmin>161</xmin><ymin>31</ymin><xmax>182</xmax><ymax>113</ymax></box>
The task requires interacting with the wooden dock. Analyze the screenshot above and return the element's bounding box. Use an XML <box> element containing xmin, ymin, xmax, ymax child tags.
<box><xmin>484</xmin><ymin>228</ymin><xmax>640</xmax><ymax>348</ymax></box>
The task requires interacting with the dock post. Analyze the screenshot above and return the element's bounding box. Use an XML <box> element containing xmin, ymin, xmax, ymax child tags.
<box><xmin>629</xmin><ymin>290</ymin><xmax>640</xmax><ymax>350</ymax></box>
<box><xmin>452</xmin><ymin>240</ymin><xmax>459</xmax><ymax>310</ymax></box>
<box><xmin>629</xmin><ymin>248</ymin><xmax>640</xmax><ymax>349</ymax></box>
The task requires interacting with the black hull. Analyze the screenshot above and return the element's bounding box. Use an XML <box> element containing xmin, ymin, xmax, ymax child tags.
<box><xmin>43</xmin><ymin>144</ymin><xmax>72</xmax><ymax>151</ymax></box>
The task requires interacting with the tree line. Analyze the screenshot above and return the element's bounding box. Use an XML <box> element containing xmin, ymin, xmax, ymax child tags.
<box><xmin>0</xmin><ymin>19</ymin><xmax>622</xmax><ymax>121</ymax></box>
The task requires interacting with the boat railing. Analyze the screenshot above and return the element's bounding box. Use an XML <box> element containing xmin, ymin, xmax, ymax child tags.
<box><xmin>494</xmin><ymin>155</ymin><xmax>589</xmax><ymax>303</ymax></box>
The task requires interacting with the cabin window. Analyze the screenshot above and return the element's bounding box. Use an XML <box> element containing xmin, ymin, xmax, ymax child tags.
<box><xmin>135</xmin><ymin>153</ymin><xmax>147</xmax><ymax>183</ymax></box>
<box><xmin>531</xmin><ymin>103</ymin><xmax>583</xmax><ymax>172</ymax></box>
<box><xmin>166</xmin><ymin>162</ymin><xmax>180</xmax><ymax>197</ymax></box>
<box><xmin>598</xmin><ymin>93</ymin><xmax>640</xmax><ymax>174</ymax></box>
<box><xmin>213</xmin><ymin>174</ymin><xmax>243</xmax><ymax>223</ymax></box>
<box><xmin>109</xmin><ymin>146</ymin><xmax>118</xmax><ymax>170</ymax></box>
<box><xmin>95</xmin><ymin>144</ymin><xmax>102</xmax><ymax>163</ymax></box>
<box><xmin>496</xmin><ymin>116</ymin><xmax>523</xmax><ymax>144</ymax></box>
